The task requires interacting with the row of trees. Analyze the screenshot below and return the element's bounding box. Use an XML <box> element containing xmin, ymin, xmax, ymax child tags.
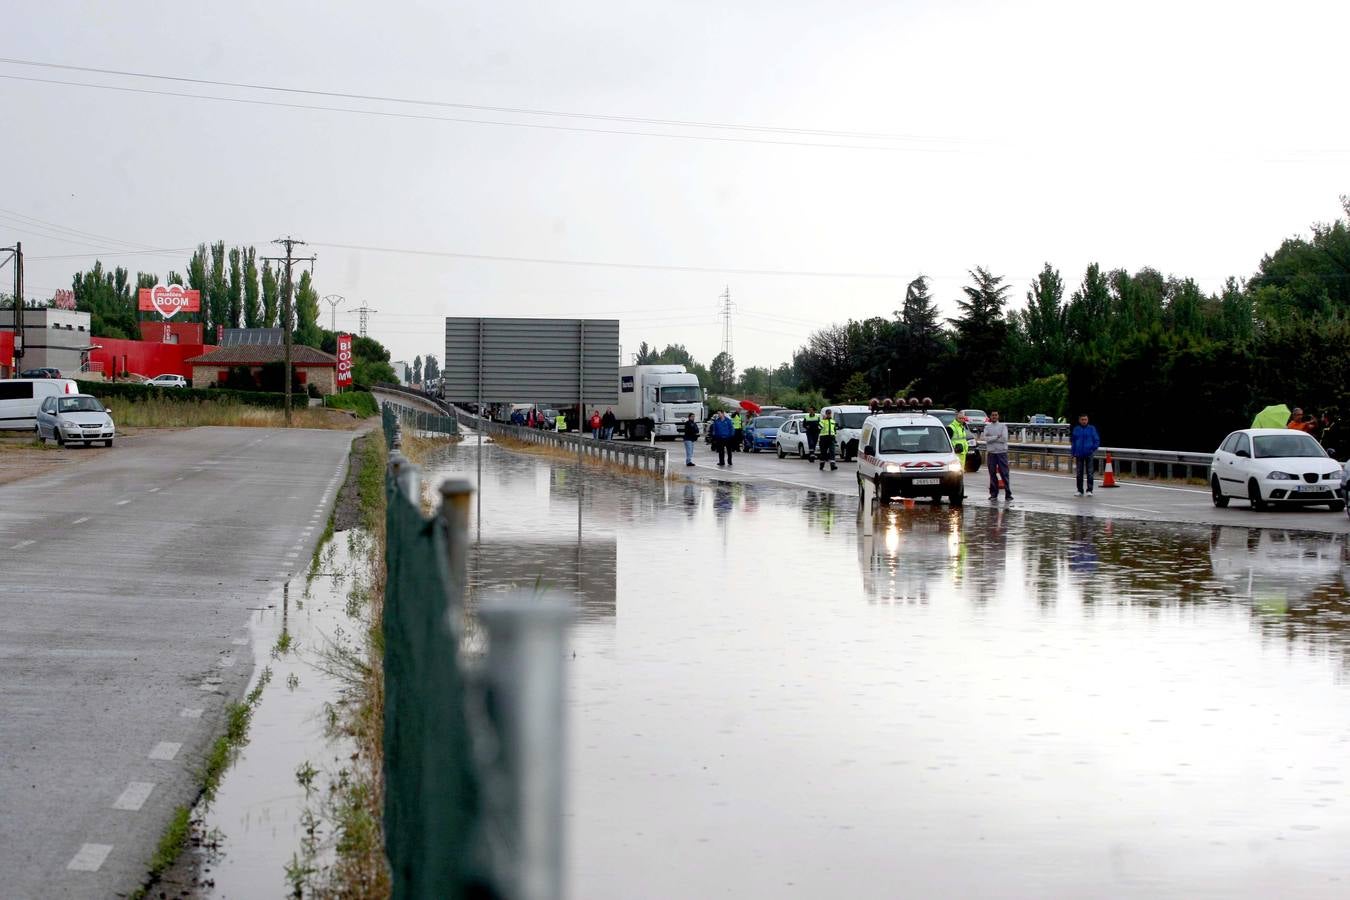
<box><xmin>410</xmin><ymin>354</ymin><xmax>440</xmax><ymax>385</ymax></box>
<box><xmin>633</xmin><ymin>197</ymin><xmax>1350</xmax><ymax>452</ymax></box>
<box><xmin>69</xmin><ymin>241</ymin><xmax>322</xmax><ymax>345</ymax></box>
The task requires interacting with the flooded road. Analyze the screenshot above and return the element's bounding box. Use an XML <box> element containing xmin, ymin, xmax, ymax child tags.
<box><xmin>426</xmin><ymin>442</ymin><xmax>1350</xmax><ymax>899</ymax></box>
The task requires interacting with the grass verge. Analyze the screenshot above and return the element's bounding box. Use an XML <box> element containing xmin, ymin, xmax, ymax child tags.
<box><xmin>325</xmin><ymin>390</ymin><xmax>380</xmax><ymax>418</ymax></box>
<box><xmin>104</xmin><ymin>396</ymin><xmax>362</xmax><ymax>429</ymax></box>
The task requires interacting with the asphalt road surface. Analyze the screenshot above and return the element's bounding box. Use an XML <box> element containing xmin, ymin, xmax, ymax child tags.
<box><xmin>683</xmin><ymin>440</ymin><xmax>1350</xmax><ymax>535</ymax></box>
<box><xmin>0</xmin><ymin>426</ymin><xmax>359</xmax><ymax>898</ymax></box>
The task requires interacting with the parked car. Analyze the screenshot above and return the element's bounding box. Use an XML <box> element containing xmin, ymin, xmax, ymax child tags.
<box><xmin>775</xmin><ymin>417</ymin><xmax>811</xmax><ymax>458</ymax></box>
<box><xmin>1209</xmin><ymin>428</ymin><xmax>1345</xmax><ymax>511</ymax></box>
<box><xmin>856</xmin><ymin>412</ymin><xmax>964</xmax><ymax>506</ymax></box>
<box><xmin>820</xmin><ymin>405</ymin><xmax>873</xmax><ymax>461</ymax></box>
<box><xmin>959</xmin><ymin>409</ymin><xmax>989</xmax><ymax>433</ymax></box>
<box><xmin>743</xmin><ymin>415</ymin><xmax>785</xmax><ymax>452</ymax></box>
<box><xmin>0</xmin><ymin>377</ymin><xmax>79</xmax><ymax>431</ymax></box>
<box><xmin>148</xmin><ymin>373</ymin><xmax>189</xmax><ymax>388</ymax></box>
<box><xmin>1028</xmin><ymin>413</ymin><xmax>1055</xmax><ymax>425</ymax></box>
<box><xmin>20</xmin><ymin>367</ymin><xmax>62</xmax><ymax>379</ymax></box>
<box><xmin>36</xmin><ymin>393</ymin><xmax>116</xmax><ymax>447</ymax></box>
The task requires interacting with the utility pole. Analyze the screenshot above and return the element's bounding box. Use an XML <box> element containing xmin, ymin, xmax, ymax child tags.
<box><xmin>322</xmin><ymin>294</ymin><xmax>345</xmax><ymax>334</ymax></box>
<box><xmin>719</xmin><ymin>285</ymin><xmax>735</xmax><ymax>359</ymax></box>
<box><xmin>354</xmin><ymin>302</ymin><xmax>378</xmax><ymax>338</ymax></box>
<box><xmin>1</xmin><ymin>242</ymin><xmax>23</xmax><ymax>373</ymax></box>
<box><xmin>262</xmin><ymin>237</ymin><xmax>316</xmax><ymax>426</ymax></box>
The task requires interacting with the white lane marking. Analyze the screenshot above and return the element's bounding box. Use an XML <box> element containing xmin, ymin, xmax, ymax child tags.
<box><xmin>148</xmin><ymin>742</ymin><xmax>181</xmax><ymax>761</ymax></box>
<box><xmin>1012</xmin><ymin>470</ymin><xmax>1207</xmax><ymax>494</ymax></box>
<box><xmin>176</xmin><ymin>476</ymin><xmax>185</xmax><ymax>481</ymax></box>
<box><xmin>10</xmin><ymin>539</ymin><xmax>35</xmax><ymax>550</ymax></box>
<box><xmin>113</xmin><ymin>781</ymin><xmax>155</xmax><ymax>811</ymax></box>
<box><xmin>285</xmin><ymin>552</ymin><xmax>300</xmax><ymax>559</ymax></box>
<box><xmin>72</xmin><ymin>516</ymin><xmax>90</xmax><ymax>525</ymax></box>
<box><xmin>148</xmin><ymin>487</ymin><xmax>160</xmax><ymax>493</ymax></box>
<box><xmin>180</xmin><ymin>708</ymin><xmax>204</xmax><ymax>718</ymax></box>
<box><xmin>231</xmin><ymin>637</ymin><xmax>248</xmax><ymax>645</ymax></box>
<box><xmin>115</xmin><ymin>499</ymin><xmax>130</xmax><ymax>506</ymax></box>
<box><xmin>287</xmin><ymin>495</ymin><xmax>298</xmax><ymax>500</ymax></box>
<box><xmin>67</xmin><ymin>843</ymin><xmax>113</xmax><ymax>871</ymax></box>
<box><xmin>303</xmin><ymin>527</ymin><xmax>315</xmax><ymax>533</ymax></box>
<box><xmin>199</xmin><ymin>681</ymin><xmax>220</xmax><ymax>692</ymax></box>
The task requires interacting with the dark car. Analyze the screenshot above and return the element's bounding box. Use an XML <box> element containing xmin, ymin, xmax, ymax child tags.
<box><xmin>21</xmin><ymin>367</ymin><xmax>62</xmax><ymax>379</ymax></box>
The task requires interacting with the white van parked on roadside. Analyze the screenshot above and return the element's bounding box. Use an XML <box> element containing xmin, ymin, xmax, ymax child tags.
<box><xmin>0</xmin><ymin>378</ymin><xmax>80</xmax><ymax>431</ymax></box>
<box><xmin>856</xmin><ymin>412</ymin><xmax>965</xmax><ymax>506</ymax></box>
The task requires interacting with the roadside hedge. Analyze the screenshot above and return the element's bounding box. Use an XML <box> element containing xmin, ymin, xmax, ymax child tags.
<box><xmin>76</xmin><ymin>380</ymin><xmax>289</xmax><ymax>409</ymax></box>
<box><xmin>325</xmin><ymin>390</ymin><xmax>378</xmax><ymax>418</ymax></box>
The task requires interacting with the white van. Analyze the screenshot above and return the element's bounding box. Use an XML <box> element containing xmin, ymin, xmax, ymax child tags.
<box><xmin>821</xmin><ymin>404</ymin><xmax>873</xmax><ymax>461</ymax></box>
<box><xmin>856</xmin><ymin>412</ymin><xmax>965</xmax><ymax>506</ymax></box>
<box><xmin>0</xmin><ymin>378</ymin><xmax>80</xmax><ymax>431</ymax></box>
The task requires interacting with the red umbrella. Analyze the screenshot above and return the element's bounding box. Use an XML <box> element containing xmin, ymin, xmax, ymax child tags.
<box><xmin>739</xmin><ymin>399</ymin><xmax>762</xmax><ymax>415</ymax></box>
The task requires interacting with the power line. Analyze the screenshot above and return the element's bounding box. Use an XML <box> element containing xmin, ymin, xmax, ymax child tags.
<box><xmin>0</xmin><ymin>73</ymin><xmax>956</xmax><ymax>154</ymax></box>
<box><xmin>0</xmin><ymin>206</ymin><xmax>160</xmax><ymax>249</ymax></box>
<box><xmin>0</xmin><ymin>56</ymin><xmax>967</xmax><ymax>144</ymax></box>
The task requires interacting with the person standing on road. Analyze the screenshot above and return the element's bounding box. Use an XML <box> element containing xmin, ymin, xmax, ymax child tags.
<box><xmin>948</xmin><ymin>414</ymin><xmax>969</xmax><ymax>470</ymax></box>
<box><xmin>602</xmin><ymin>407</ymin><xmax>617</xmax><ymax>440</ymax></box>
<box><xmin>555</xmin><ymin>411</ymin><xmax>568</xmax><ymax>432</ymax></box>
<box><xmin>1071</xmin><ymin>413</ymin><xmax>1100</xmax><ymax>496</ymax></box>
<box><xmin>682</xmin><ymin>413</ymin><xmax>700</xmax><ymax>466</ymax></box>
<box><xmin>803</xmin><ymin>407</ymin><xmax>822</xmax><ymax>461</ymax></box>
<box><xmin>980</xmin><ymin>410</ymin><xmax>1013</xmax><ymax>501</ymax></box>
<box><xmin>588</xmin><ymin>409</ymin><xmax>602</xmax><ymax>439</ymax></box>
<box><xmin>711</xmin><ymin>411</ymin><xmax>736</xmax><ymax>466</ymax></box>
<box><xmin>818</xmin><ymin>409</ymin><xmax>839</xmax><ymax>471</ymax></box>
<box><xmin>730</xmin><ymin>411</ymin><xmax>743</xmax><ymax>456</ymax></box>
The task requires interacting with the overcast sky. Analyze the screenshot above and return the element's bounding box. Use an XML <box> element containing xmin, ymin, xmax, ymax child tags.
<box><xmin>2</xmin><ymin>0</ymin><xmax>1347</xmax><ymax>371</ymax></box>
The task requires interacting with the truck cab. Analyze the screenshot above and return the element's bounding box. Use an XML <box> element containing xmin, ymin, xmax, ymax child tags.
<box><xmin>617</xmin><ymin>364</ymin><xmax>706</xmax><ymax>440</ymax></box>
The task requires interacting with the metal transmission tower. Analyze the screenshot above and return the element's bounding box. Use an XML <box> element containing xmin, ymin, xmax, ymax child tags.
<box><xmin>261</xmin><ymin>236</ymin><xmax>316</xmax><ymax>425</ymax></box>
<box><xmin>354</xmin><ymin>303</ymin><xmax>379</xmax><ymax>338</ymax></box>
<box><xmin>718</xmin><ymin>285</ymin><xmax>735</xmax><ymax>359</ymax></box>
<box><xmin>322</xmin><ymin>294</ymin><xmax>345</xmax><ymax>333</ymax></box>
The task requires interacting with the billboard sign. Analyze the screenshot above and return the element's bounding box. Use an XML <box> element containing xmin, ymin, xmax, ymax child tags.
<box><xmin>51</xmin><ymin>289</ymin><xmax>76</xmax><ymax>310</ymax></box>
<box><xmin>442</xmin><ymin>317</ymin><xmax>619</xmax><ymax>405</ymax></box>
<box><xmin>138</xmin><ymin>285</ymin><xmax>201</xmax><ymax>320</ymax></box>
<box><xmin>336</xmin><ymin>333</ymin><xmax>354</xmax><ymax>386</ymax></box>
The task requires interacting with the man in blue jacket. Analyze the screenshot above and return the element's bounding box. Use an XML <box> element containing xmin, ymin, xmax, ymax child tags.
<box><xmin>1071</xmin><ymin>413</ymin><xmax>1101</xmax><ymax>496</ymax></box>
<box><xmin>711</xmin><ymin>412</ymin><xmax>736</xmax><ymax>467</ymax></box>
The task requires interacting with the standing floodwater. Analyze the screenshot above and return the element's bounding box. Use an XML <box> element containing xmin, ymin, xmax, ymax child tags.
<box><xmin>425</xmin><ymin>441</ymin><xmax>1350</xmax><ymax>899</ymax></box>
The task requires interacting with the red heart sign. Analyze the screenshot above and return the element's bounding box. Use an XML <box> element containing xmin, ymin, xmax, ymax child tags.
<box><xmin>138</xmin><ymin>285</ymin><xmax>202</xmax><ymax>320</ymax></box>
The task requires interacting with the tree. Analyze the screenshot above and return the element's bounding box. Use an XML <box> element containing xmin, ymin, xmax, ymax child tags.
<box><xmin>423</xmin><ymin>354</ymin><xmax>440</xmax><ymax>382</ymax></box>
<box><xmin>208</xmin><ymin>241</ymin><xmax>228</xmax><ymax>336</ymax></box>
<box><xmin>949</xmin><ymin>266</ymin><xmax>1011</xmax><ymax>396</ymax></box>
<box><xmin>187</xmin><ymin>244</ymin><xmax>211</xmax><ymax>341</ymax></box>
<box><xmin>261</xmin><ymin>261</ymin><xmax>279</xmax><ymax>328</ymax></box>
<box><xmin>900</xmin><ymin>275</ymin><xmax>941</xmax><ymax>345</ymax></box>
<box><xmin>412</xmin><ymin>355</ymin><xmax>423</xmax><ymax>385</ymax></box>
<box><xmin>839</xmin><ymin>371</ymin><xmax>870</xmax><ymax>402</ymax></box>
<box><xmin>242</xmin><ymin>248</ymin><xmax>261</xmax><ymax>328</ymax></box>
<box><xmin>293</xmin><ymin>270</ymin><xmax>322</xmax><ymax>347</ymax></box>
<box><xmin>633</xmin><ymin>341</ymin><xmax>655</xmax><ymax>364</ymax></box>
<box><xmin>1020</xmin><ymin>263</ymin><xmax>1066</xmax><ymax>375</ymax></box>
<box><xmin>227</xmin><ymin>247</ymin><xmax>243</xmax><ymax>329</ymax></box>
<box><xmin>709</xmin><ymin>351</ymin><xmax>735</xmax><ymax>393</ymax></box>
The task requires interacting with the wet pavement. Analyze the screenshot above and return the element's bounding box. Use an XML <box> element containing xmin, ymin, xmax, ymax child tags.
<box><xmin>424</xmin><ymin>440</ymin><xmax>1350</xmax><ymax>899</ymax></box>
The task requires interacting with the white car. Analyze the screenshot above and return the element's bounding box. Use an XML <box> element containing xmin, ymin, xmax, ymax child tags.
<box><xmin>856</xmin><ymin>412</ymin><xmax>964</xmax><ymax>506</ymax></box>
<box><xmin>1209</xmin><ymin>429</ymin><xmax>1345</xmax><ymax>511</ymax></box>
<box><xmin>149</xmin><ymin>374</ymin><xmax>189</xmax><ymax>388</ymax></box>
<box><xmin>820</xmin><ymin>405</ymin><xmax>872</xmax><ymax>461</ymax></box>
<box><xmin>36</xmin><ymin>394</ymin><xmax>116</xmax><ymax>447</ymax></box>
<box><xmin>959</xmin><ymin>409</ymin><xmax>989</xmax><ymax>433</ymax></box>
<box><xmin>775</xmin><ymin>417</ymin><xmax>811</xmax><ymax>458</ymax></box>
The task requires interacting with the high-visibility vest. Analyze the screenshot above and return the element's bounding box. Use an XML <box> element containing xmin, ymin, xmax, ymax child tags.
<box><xmin>949</xmin><ymin>420</ymin><xmax>967</xmax><ymax>450</ymax></box>
<box><xmin>803</xmin><ymin>414</ymin><xmax>820</xmax><ymax>427</ymax></box>
<box><xmin>820</xmin><ymin>418</ymin><xmax>838</xmax><ymax>436</ymax></box>
<box><xmin>555</xmin><ymin>415</ymin><xmax>567</xmax><ymax>431</ymax></box>
<box><xmin>731</xmin><ymin>414</ymin><xmax>742</xmax><ymax>429</ymax></box>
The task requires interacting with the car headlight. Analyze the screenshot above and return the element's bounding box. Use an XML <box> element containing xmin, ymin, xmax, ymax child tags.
<box><xmin>62</xmin><ymin>421</ymin><xmax>83</xmax><ymax>432</ymax></box>
<box><xmin>1267</xmin><ymin>471</ymin><xmax>1297</xmax><ymax>480</ymax></box>
<box><xmin>947</xmin><ymin>461</ymin><xmax>963</xmax><ymax>472</ymax></box>
<box><xmin>882</xmin><ymin>462</ymin><xmax>901</xmax><ymax>473</ymax></box>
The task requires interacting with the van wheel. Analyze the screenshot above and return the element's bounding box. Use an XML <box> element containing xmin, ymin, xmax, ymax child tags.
<box><xmin>1247</xmin><ymin>479</ymin><xmax>1266</xmax><ymax>511</ymax></box>
<box><xmin>1211</xmin><ymin>476</ymin><xmax>1229</xmax><ymax>508</ymax></box>
<box><xmin>949</xmin><ymin>489</ymin><xmax>964</xmax><ymax>507</ymax></box>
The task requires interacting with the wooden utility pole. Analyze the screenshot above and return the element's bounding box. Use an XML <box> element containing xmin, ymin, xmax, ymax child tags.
<box><xmin>263</xmin><ymin>237</ymin><xmax>315</xmax><ymax>425</ymax></box>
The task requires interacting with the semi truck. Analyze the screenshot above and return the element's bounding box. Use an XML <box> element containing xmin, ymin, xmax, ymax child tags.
<box><xmin>616</xmin><ymin>364</ymin><xmax>706</xmax><ymax>440</ymax></box>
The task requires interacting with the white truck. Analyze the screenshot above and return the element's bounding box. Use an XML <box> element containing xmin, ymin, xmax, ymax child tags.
<box><xmin>616</xmin><ymin>364</ymin><xmax>706</xmax><ymax>440</ymax></box>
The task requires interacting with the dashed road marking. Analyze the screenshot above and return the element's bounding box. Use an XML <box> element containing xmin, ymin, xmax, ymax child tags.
<box><xmin>148</xmin><ymin>487</ymin><xmax>160</xmax><ymax>493</ymax></box>
<box><xmin>286</xmin><ymin>552</ymin><xmax>300</xmax><ymax>559</ymax></box>
<box><xmin>148</xmin><ymin>742</ymin><xmax>181</xmax><ymax>761</ymax></box>
<box><xmin>115</xmin><ymin>499</ymin><xmax>130</xmax><ymax>506</ymax></box>
<box><xmin>112</xmin><ymin>781</ymin><xmax>155</xmax><ymax>811</ymax></box>
<box><xmin>67</xmin><ymin>843</ymin><xmax>113</xmax><ymax>872</ymax></box>
<box><xmin>11</xmin><ymin>539</ymin><xmax>35</xmax><ymax>550</ymax></box>
<box><xmin>231</xmin><ymin>637</ymin><xmax>248</xmax><ymax>645</ymax></box>
<box><xmin>72</xmin><ymin>516</ymin><xmax>90</xmax><ymax>525</ymax></box>
<box><xmin>180</xmin><ymin>708</ymin><xmax>204</xmax><ymax>718</ymax></box>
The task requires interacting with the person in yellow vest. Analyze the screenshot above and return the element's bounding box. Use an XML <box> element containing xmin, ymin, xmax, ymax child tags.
<box><xmin>818</xmin><ymin>409</ymin><xmax>839</xmax><ymax>471</ymax></box>
<box><xmin>948</xmin><ymin>414</ymin><xmax>968</xmax><ymax>468</ymax></box>
<box><xmin>554</xmin><ymin>412</ymin><xmax>567</xmax><ymax>432</ymax></box>
<box><xmin>730</xmin><ymin>412</ymin><xmax>743</xmax><ymax>455</ymax></box>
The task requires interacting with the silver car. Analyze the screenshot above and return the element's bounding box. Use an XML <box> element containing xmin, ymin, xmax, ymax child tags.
<box><xmin>36</xmin><ymin>394</ymin><xmax>117</xmax><ymax>447</ymax></box>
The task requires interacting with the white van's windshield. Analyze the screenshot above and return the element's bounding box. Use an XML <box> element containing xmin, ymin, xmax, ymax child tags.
<box><xmin>878</xmin><ymin>425</ymin><xmax>951</xmax><ymax>454</ymax></box>
<box><xmin>838</xmin><ymin>412</ymin><xmax>869</xmax><ymax>428</ymax></box>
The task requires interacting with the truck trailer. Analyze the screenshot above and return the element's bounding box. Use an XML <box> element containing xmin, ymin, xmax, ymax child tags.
<box><xmin>616</xmin><ymin>364</ymin><xmax>706</xmax><ymax>440</ymax></box>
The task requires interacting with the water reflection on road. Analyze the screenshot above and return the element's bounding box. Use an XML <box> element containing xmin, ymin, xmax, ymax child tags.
<box><xmin>424</xmin><ymin>443</ymin><xmax>1350</xmax><ymax>899</ymax></box>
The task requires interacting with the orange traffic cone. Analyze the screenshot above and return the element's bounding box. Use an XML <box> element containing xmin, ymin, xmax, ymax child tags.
<box><xmin>1101</xmin><ymin>453</ymin><xmax>1118</xmax><ymax>488</ymax></box>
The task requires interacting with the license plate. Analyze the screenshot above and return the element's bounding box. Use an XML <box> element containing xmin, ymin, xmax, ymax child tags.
<box><xmin>1294</xmin><ymin>484</ymin><xmax>1322</xmax><ymax>492</ymax></box>
<box><xmin>912</xmin><ymin>478</ymin><xmax>941</xmax><ymax>485</ymax></box>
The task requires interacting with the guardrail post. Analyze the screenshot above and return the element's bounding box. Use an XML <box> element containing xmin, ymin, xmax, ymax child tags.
<box><xmin>438</xmin><ymin>478</ymin><xmax>474</xmax><ymax>638</ymax></box>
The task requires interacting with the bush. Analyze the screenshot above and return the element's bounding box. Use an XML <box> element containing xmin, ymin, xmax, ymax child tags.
<box><xmin>77</xmin><ymin>379</ymin><xmax>289</xmax><ymax>409</ymax></box>
<box><xmin>325</xmin><ymin>390</ymin><xmax>378</xmax><ymax>418</ymax></box>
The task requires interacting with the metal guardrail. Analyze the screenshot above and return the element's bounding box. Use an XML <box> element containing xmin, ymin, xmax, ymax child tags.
<box><xmin>452</xmin><ymin>407</ymin><xmax>670</xmax><ymax>477</ymax></box>
<box><xmin>1004</xmin><ymin>442</ymin><xmax>1214</xmax><ymax>480</ymax></box>
<box><xmin>1004</xmin><ymin>422</ymin><xmax>1070</xmax><ymax>444</ymax></box>
<box><xmin>372</xmin><ymin>381</ymin><xmax>456</xmax><ymax>416</ymax></box>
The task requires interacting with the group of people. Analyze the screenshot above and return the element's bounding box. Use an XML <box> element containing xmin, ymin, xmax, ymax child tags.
<box><xmin>1287</xmin><ymin>407</ymin><xmax>1336</xmax><ymax>445</ymax></box>
<box><xmin>510</xmin><ymin>407</ymin><xmax>568</xmax><ymax>432</ymax></box>
<box><xmin>701</xmin><ymin>410</ymin><xmax>752</xmax><ymax>467</ymax></box>
<box><xmin>584</xmin><ymin>408</ymin><xmax>618</xmax><ymax>440</ymax></box>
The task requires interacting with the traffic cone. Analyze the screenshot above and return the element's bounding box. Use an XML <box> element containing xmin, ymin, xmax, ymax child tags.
<box><xmin>1102</xmin><ymin>453</ymin><xmax>1118</xmax><ymax>488</ymax></box>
